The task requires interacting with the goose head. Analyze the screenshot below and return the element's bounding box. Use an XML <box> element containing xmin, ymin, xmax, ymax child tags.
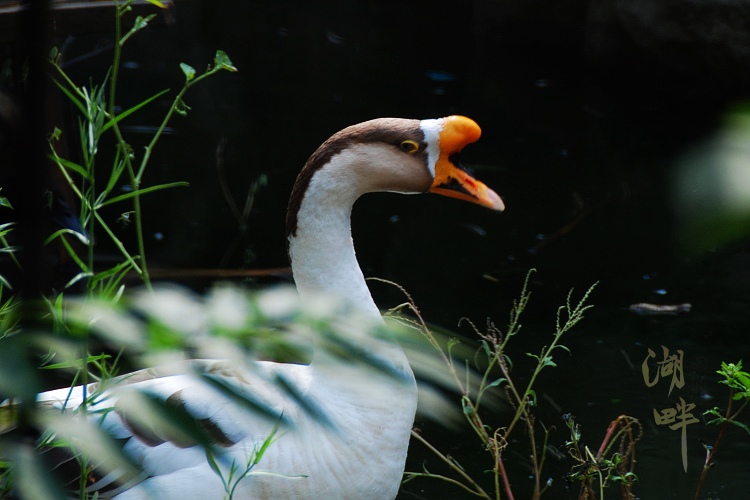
<box><xmin>286</xmin><ymin>115</ymin><xmax>503</xmax><ymax>320</ymax></box>
<box><xmin>288</xmin><ymin>115</ymin><xmax>503</xmax><ymax>236</ymax></box>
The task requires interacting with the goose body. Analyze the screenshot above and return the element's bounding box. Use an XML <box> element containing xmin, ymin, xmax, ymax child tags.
<box><xmin>36</xmin><ymin>116</ymin><xmax>503</xmax><ymax>499</ymax></box>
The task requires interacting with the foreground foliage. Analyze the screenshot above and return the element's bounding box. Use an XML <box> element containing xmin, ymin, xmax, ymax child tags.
<box><xmin>397</xmin><ymin>271</ymin><xmax>641</xmax><ymax>500</ymax></box>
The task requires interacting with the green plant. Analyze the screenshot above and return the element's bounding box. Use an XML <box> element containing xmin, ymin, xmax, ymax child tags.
<box><xmin>1</xmin><ymin>1</ymin><xmax>240</xmax><ymax>497</ymax></box>
<box><xmin>205</xmin><ymin>420</ymin><xmax>310</xmax><ymax>500</ymax></box>
<box><xmin>0</xmin><ymin>282</ymin><xmax>456</xmax><ymax>498</ymax></box>
<box><xmin>694</xmin><ymin>360</ymin><xmax>750</xmax><ymax>499</ymax></box>
<box><xmin>46</xmin><ymin>0</ymin><xmax>237</xmax><ymax>298</ymax></box>
<box><xmin>398</xmin><ymin>270</ymin><xmax>623</xmax><ymax>499</ymax></box>
<box><xmin>564</xmin><ymin>413</ymin><xmax>640</xmax><ymax>499</ymax></box>
<box><xmin>0</xmin><ymin>191</ymin><xmax>21</xmax><ymax>340</ymax></box>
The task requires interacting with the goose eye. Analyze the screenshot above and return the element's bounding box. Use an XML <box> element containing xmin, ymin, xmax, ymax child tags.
<box><xmin>399</xmin><ymin>140</ymin><xmax>420</xmax><ymax>154</ymax></box>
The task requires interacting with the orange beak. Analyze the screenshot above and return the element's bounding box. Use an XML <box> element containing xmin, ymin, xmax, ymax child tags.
<box><xmin>429</xmin><ymin>116</ymin><xmax>505</xmax><ymax>211</ymax></box>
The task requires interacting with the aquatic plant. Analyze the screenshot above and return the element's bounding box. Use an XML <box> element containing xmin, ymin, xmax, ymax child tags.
<box><xmin>0</xmin><ymin>1</ymin><xmax>239</xmax><ymax>497</ymax></box>
<box><xmin>46</xmin><ymin>0</ymin><xmax>236</xmax><ymax>297</ymax></box>
<box><xmin>564</xmin><ymin>413</ymin><xmax>640</xmax><ymax>499</ymax></box>
<box><xmin>694</xmin><ymin>360</ymin><xmax>750</xmax><ymax>499</ymax></box>
<box><xmin>397</xmin><ymin>270</ymin><xmax>638</xmax><ymax>499</ymax></box>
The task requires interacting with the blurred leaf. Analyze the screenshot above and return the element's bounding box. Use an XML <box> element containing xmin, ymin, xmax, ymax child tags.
<box><xmin>8</xmin><ymin>443</ymin><xmax>68</xmax><ymax>500</ymax></box>
<box><xmin>199</xmin><ymin>372</ymin><xmax>290</xmax><ymax>426</ymax></box>
<box><xmin>274</xmin><ymin>372</ymin><xmax>335</xmax><ymax>429</ymax></box>
<box><xmin>65</xmin><ymin>299</ymin><xmax>145</xmax><ymax>347</ymax></box>
<box><xmin>41</xmin><ymin>353</ymin><xmax>111</xmax><ymax>371</ymax></box>
<box><xmin>0</xmin><ymin>337</ymin><xmax>42</xmax><ymax>401</ymax></box>
<box><xmin>39</xmin><ymin>411</ymin><xmax>143</xmax><ymax>490</ymax></box>
<box><xmin>115</xmin><ymin>390</ymin><xmax>219</xmax><ymax>451</ymax></box>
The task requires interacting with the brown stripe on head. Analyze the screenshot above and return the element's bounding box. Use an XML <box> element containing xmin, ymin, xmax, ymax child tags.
<box><xmin>285</xmin><ymin>118</ymin><xmax>424</xmax><ymax>246</ymax></box>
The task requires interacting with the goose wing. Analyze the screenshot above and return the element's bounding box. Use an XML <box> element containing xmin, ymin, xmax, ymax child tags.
<box><xmin>36</xmin><ymin>359</ymin><xmax>314</xmax><ymax>498</ymax></box>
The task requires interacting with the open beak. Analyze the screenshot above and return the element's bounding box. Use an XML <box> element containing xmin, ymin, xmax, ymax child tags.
<box><xmin>429</xmin><ymin>116</ymin><xmax>505</xmax><ymax>211</ymax></box>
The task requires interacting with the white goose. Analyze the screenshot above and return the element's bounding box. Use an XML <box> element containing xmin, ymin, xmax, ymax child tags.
<box><xmin>35</xmin><ymin>115</ymin><xmax>503</xmax><ymax>499</ymax></box>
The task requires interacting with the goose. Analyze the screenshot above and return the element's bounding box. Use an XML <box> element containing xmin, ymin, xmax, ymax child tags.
<box><xmin>31</xmin><ymin>115</ymin><xmax>504</xmax><ymax>499</ymax></box>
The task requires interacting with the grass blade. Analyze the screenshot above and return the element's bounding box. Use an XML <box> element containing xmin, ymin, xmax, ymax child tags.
<box><xmin>101</xmin><ymin>88</ymin><xmax>170</xmax><ymax>133</ymax></box>
<box><xmin>99</xmin><ymin>181</ymin><xmax>190</xmax><ymax>207</ymax></box>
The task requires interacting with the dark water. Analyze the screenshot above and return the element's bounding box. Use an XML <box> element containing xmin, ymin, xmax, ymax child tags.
<box><xmin>35</xmin><ymin>0</ymin><xmax>750</xmax><ymax>498</ymax></box>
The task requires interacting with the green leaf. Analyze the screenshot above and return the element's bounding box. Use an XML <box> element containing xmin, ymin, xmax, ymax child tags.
<box><xmin>41</xmin><ymin>353</ymin><xmax>111</xmax><ymax>371</ymax></box>
<box><xmin>487</xmin><ymin>377</ymin><xmax>507</xmax><ymax>388</ymax></box>
<box><xmin>180</xmin><ymin>63</ymin><xmax>196</xmax><ymax>82</ymax></box>
<box><xmin>253</xmin><ymin>420</ymin><xmax>283</xmax><ymax>465</ymax></box>
<box><xmin>120</xmin><ymin>14</ymin><xmax>157</xmax><ymax>45</ymax></box>
<box><xmin>703</xmin><ymin>407</ymin><xmax>723</xmax><ymax>418</ymax></box>
<box><xmin>48</xmin><ymin>154</ymin><xmax>91</xmax><ymax>180</ymax></box>
<box><xmin>99</xmin><ymin>181</ymin><xmax>189</xmax><ymax>207</ymax></box>
<box><xmin>214</xmin><ymin>50</ymin><xmax>238</xmax><ymax>72</ymax></box>
<box><xmin>91</xmin><ymin>259</ymin><xmax>135</xmax><ymax>288</ymax></box>
<box><xmin>205</xmin><ymin>450</ymin><xmax>223</xmax><ymax>479</ymax></box>
<box><xmin>101</xmin><ymin>88</ymin><xmax>170</xmax><ymax>133</ymax></box>
<box><xmin>146</xmin><ymin>0</ymin><xmax>167</xmax><ymax>7</ymax></box>
<box><xmin>557</xmin><ymin>344</ymin><xmax>571</xmax><ymax>355</ymax></box>
<box><xmin>51</xmin><ymin>78</ymin><xmax>88</xmax><ymax>119</ymax></box>
<box><xmin>64</xmin><ymin>271</ymin><xmax>94</xmax><ymax>290</ymax></box>
<box><xmin>527</xmin><ymin>389</ymin><xmax>537</xmax><ymax>406</ymax></box>
<box><xmin>44</xmin><ymin>228</ymin><xmax>90</xmax><ymax>246</ymax></box>
<box><xmin>462</xmin><ymin>398</ymin><xmax>475</xmax><ymax>415</ymax></box>
<box><xmin>95</xmin><ymin>265</ymin><xmax>133</xmax><ymax>301</ymax></box>
<box><xmin>705</xmin><ymin>417</ymin><xmax>726</xmax><ymax>426</ymax></box>
<box><xmin>730</xmin><ymin>419</ymin><xmax>750</xmax><ymax>435</ymax></box>
<box><xmin>479</xmin><ymin>339</ymin><xmax>491</xmax><ymax>358</ymax></box>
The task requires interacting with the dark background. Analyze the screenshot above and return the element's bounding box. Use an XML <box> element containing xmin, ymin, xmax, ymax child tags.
<box><xmin>3</xmin><ymin>0</ymin><xmax>750</xmax><ymax>497</ymax></box>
